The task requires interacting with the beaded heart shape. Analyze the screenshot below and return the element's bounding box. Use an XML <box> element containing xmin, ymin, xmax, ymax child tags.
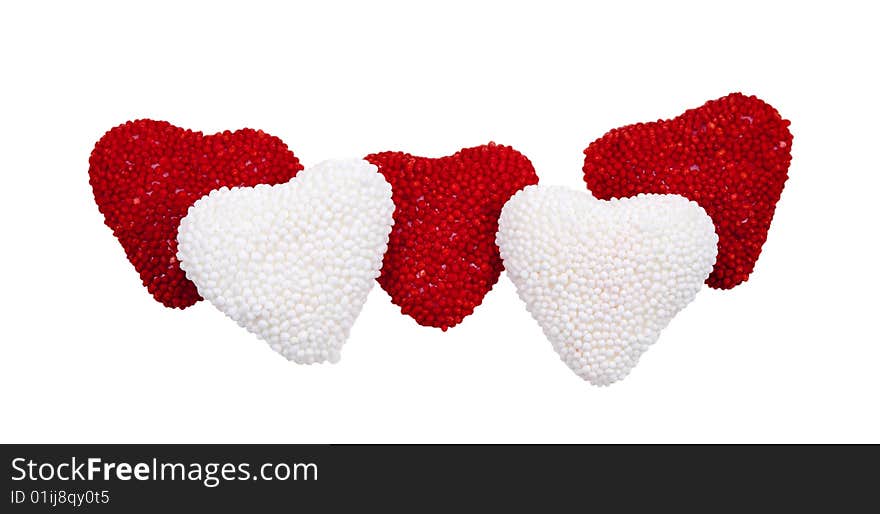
<box><xmin>583</xmin><ymin>93</ymin><xmax>792</xmax><ymax>288</ymax></box>
<box><xmin>366</xmin><ymin>144</ymin><xmax>538</xmax><ymax>329</ymax></box>
<box><xmin>89</xmin><ymin>120</ymin><xmax>303</xmax><ymax>307</ymax></box>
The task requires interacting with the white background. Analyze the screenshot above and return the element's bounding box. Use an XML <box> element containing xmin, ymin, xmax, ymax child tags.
<box><xmin>1</xmin><ymin>1</ymin><xmax>878</xmax><ymax>443</ymax></box>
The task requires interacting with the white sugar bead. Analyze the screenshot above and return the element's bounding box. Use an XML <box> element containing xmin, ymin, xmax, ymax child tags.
<box><xmin>176</xmin><ymin>159</ymin><xmax>394</xmax><ymax>364</ymax></box>
<box><xmin>496</xmin><ymin>186</ymin><xmax>718</xmax><ymax>386</ymax></box>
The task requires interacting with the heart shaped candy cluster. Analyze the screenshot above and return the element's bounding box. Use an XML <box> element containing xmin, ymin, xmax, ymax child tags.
<box><xmin>177</xmin><ymin>160</ymin><xmax>394</xmax><ymax>364</ymax></box>
<box><xmin>89</xmin><ymin>120</ymin><xmax>303</xmax><ymax>308</ymax></box>
<box><xmin>89</xmin><ymin>92</ymin><xmax>792</xmax><ymax>384</ymax></box>
<box><xmin>366</xmin><ymin>145</ymin><xmax>538</xmax><ymax>330</ymax></box>
<box><xmin>497</xmin><ymin>187</ymin><xmax>718</xmax><ymax>385</ymax></box>
<box><xmin>583</xmin><ymin>93</ymin><xmax>792</xmax><ymax>289</ymax></box>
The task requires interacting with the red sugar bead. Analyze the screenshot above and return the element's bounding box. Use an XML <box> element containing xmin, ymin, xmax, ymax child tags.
<box><xmin>89</xmin><ymin>120</ymin><xmax>303</xmax><ymax>308</ymax></box>
<box><xmin>583</xmin><ymin>93</ymin><xmax>793</xmax><ymax>289</ymax></box>
<box><xmin>366</xmin><ymin>144</ymin><xmax>538</xmax><ymax>330</ymax></box>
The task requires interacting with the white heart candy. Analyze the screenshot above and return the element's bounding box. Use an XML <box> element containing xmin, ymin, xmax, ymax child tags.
<box><xmin>176</xmin><ymin>159</ymin><xmax>394</xmax><ymax>364</ymax></box>
<box><xmin>497</xmin><ymin>186</ymin><xmax>718</xmax><ymax>386</ymax></box>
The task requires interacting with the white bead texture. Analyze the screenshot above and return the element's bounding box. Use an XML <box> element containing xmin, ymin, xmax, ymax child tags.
<box><xmin>177</xmin><ymin>159</ymin><xmax>394</xmax><ymax>364</ymax></box>
<box><xmin>497</xmin><ymin>186</ymin><xmax>718</xmax><ymax>386</ymax></box>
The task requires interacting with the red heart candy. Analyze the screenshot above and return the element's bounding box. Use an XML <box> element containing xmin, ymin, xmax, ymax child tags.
<box><xmin>89</xmin><ymin>119</ymin><xmax>303</xmax><ymax>308</ymax></box>
<box><xmin>366</xmin><ymin>144</ymin><xmax>538</xmax><ymax>330</ymax></box>
<box><xmin>583</xmin><ymin>93</ymin><xmax>792</xmax><ymax>289</ymax></box>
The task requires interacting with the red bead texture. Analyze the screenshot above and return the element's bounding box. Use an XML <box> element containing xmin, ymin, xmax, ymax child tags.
<box><xmin>583</xmin><ymin>93</ymin><xmax>793</xmax><ymax>289</ymax></box>
<box><xmin>366</xmin><ymin>144</ymin><xmax>538</xmax><ymax>330</ymax></box>
<box><xmin>89</xmin><ymin>119</ymin><xmax>303</xmax><ymax>308</ymax></box>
